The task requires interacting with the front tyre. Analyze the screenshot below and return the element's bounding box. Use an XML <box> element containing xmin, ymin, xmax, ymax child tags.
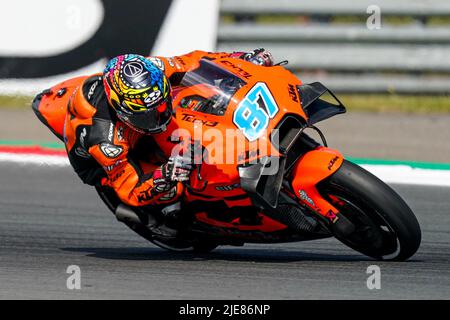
<box><xmin>319</xmin><ymin>160</ymin><xmax>421</xmax><ymax>261</ymax></box>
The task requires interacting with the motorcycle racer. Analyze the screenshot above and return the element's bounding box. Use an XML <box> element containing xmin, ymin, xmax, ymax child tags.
<box><xmin>60</xmin><ymin>49</ymin><xmax>275</xmax><ymax>213</ymax></box>
<box><xmin>32</xmin><ymin>47</ymin><xmax>421</xmax><ymax>261</ymax></box>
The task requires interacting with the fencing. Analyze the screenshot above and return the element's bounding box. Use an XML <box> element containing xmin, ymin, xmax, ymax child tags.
<box><xmin>218</xmin><ymin>0</ymin><xmax>450</xmax><ymax>94</ymax></box>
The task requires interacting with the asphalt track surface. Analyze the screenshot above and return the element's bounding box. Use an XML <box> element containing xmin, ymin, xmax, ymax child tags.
<box><xmin>1</xmin><ymin>162</ymin><xmax>449</xmax><ymax>300</ymax></box>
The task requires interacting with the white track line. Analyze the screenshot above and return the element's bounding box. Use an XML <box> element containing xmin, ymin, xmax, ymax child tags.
<box><xmin>361</xmin><ymin>164</ymin><xmax>450</xmax><ymax>187</ymax></box>
<box><xmin>0</xmin><ymin>152</ymin><xmax>449</xmax><ymax>187</ymax></box>
<box><xmin>0</xmin><ymin>153</ymin><xmax>69</xmax><ymax>166</ymax></box>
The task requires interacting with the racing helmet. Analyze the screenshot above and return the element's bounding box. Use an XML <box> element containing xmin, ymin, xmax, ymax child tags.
<box><xmin>103</xmin><ymin>54</ymin><xmax>172</xmax><ymax>134</ymax></box>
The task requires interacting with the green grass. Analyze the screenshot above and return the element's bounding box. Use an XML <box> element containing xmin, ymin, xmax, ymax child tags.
<box><xmin>222</xmin><ymin>14</ymin><xmax>450</xmax><ymax>26</ymax></box>
<box><xmin>339</xmin><ymin>94</ymin><xmax>450</xmax><ymax>113</ymax></box>
<box><xmin>1</xmin><ymin>94</ymin><xmax>450</xmax><ymax>114</ymax></box>
<box><xmin>427</xmin><ymin>16</ymin><xmax>450</xmax><ymax>26</ymax></box>
<box><xmin>0</xmin><ymin>95</ymin><xmax>34</xmax><ymax>109</ymax></box>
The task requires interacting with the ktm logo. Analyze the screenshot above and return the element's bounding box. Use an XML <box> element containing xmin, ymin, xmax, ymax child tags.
<box><xmin>288</xmin><ymin>84</ymin><xmax>299</xmax><ymax>103</ymax></box>
<box><xmin>138</xmin><ymin>187</ymin><xmax>155</xmax><ymax>203</ymax></box>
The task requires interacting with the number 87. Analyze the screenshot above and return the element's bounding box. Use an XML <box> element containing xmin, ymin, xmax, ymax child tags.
<box><xmin>233</xmin><ymin>82</ymin><xmax>279</xmax><ymax>142</ymax></box>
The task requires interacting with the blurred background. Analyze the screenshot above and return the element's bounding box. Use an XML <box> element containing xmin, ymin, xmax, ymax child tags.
<box><xmin>1</xmin><ymin>1</ymin><xmax>450</xmax><ymax>301</ymax></box>
<box><xmin>0</xmin><ymin>0</ymin><xmax>449</xmax><ymax>161</ymax></box>
<box><xmin>219</xmin><ymin>0</ymin><xmax>450</xmax><ymax>112</ymax></box>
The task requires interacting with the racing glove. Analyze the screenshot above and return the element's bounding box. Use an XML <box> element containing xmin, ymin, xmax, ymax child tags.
<box><xmin>232</xmin><ymin>48</ymin><xmax>275</xmax><ymax>67</ymax></box>
<box><xmin>148</xmin><ymin>155</ymin><xmax>193</xmax><ymax>198</ymax></box>
<box><xmin>161</xmin><ymin>155</ymin><xmax>194</xmax><ymax>183</ymax></box>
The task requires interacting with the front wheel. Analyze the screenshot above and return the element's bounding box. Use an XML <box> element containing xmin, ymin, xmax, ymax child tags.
<box><xmin>318</xmin><ymin>160</ymin><xmax>421</xmax><ymax>261</ymax></box>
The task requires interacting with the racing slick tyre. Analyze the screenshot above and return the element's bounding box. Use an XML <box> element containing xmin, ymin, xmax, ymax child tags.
<box><xmin>318</xmin><ymin>160</ymin><xmax>421</xmax><ymax>261</ymax></box>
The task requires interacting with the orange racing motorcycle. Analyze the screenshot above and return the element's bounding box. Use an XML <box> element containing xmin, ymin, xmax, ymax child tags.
<box><xmin>34</xmin><ymin>58</ymin><xmax>421</xmax><ymax>261</ymax></box>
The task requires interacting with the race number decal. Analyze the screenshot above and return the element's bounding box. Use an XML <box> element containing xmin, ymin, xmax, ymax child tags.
<box><xmin>233</xmin><ymin>82</ymin><xmax>279</xmax><ymax>141</ymax></box>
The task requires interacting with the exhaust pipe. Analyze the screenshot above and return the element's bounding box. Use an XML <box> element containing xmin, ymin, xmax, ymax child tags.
<box><xmin>115</xmin><ymin>204</ymin><xmax>158</xmax><ymax>227</ymax></box>
<box><xmin>115</xmin><ymin>204</ymin><xmax>143</xmax><ymax>225</ymax></box>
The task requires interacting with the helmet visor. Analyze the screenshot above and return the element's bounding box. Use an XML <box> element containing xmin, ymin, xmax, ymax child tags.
<box><xmin>118</xmin><ymin>98</ymin><xmax>172</xmax><ymax>134</ymax></box>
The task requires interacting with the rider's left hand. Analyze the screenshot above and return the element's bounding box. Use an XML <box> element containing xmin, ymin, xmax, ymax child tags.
<box><xmin>241</xmin><ymin>48</ymin><xmax>275</xmax><ymax>67</ymax></box>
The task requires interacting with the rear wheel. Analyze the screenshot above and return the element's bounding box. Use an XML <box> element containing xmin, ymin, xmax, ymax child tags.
<box><xmin>319</xmin><ymin>160</ymin><xmax>421</xmax><ymax>261</ymax></box>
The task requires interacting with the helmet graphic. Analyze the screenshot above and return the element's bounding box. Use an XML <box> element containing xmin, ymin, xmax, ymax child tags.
<box><xmin>103</xmin><ymin>54</ymin><xmax>172</xmax><ymax>134</ymax></box>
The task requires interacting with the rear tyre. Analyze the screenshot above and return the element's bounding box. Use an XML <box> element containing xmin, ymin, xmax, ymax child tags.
<box><xmin>319</xmin><ymin>160</ymin><xmax>421</xmax><ymax>261</ymax></box>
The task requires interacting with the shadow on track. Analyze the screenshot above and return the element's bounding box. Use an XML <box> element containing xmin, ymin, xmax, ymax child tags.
<box><xmin>61</xmin><ymin>246</ymin><xmax>370</xmax><ymax>263</ymax></box>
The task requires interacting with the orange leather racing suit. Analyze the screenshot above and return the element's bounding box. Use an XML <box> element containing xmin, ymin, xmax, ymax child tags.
<box><xmin>63</xmin><ymin>51</ymin><xmax>242</xmax><ymax>208</ymax></box>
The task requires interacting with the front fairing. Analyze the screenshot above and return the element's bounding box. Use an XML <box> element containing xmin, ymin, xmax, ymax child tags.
<box><xmin>153</xmin><ymin>58</ymin><xmax>344</xmax><ymax>204</ymax></box>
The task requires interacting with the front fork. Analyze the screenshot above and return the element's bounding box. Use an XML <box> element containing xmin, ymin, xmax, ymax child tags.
<box><xmin>290</xmin><ymin>147</ymin><xmax>355</xmax><ymax>236</ymax></box>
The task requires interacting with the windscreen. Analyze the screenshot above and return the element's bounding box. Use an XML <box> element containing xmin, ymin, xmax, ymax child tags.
<box><xmin>177</xmin><ymin>59</ymin><xmax>246</xmax><ymax>116</ymax></box>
